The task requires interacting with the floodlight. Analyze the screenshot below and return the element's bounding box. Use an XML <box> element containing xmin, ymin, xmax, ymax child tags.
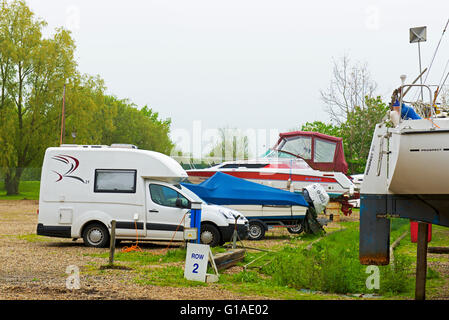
<box><xmin>410</xmin><ymin>26</ymin><xmax>427</xmax><ymax>43</ymax></box>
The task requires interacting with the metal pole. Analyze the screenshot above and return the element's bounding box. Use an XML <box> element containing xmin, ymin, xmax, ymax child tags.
<box><xmin>59</xmin><ymin>84</ymin><xmax>66</xmax><ymax>146</ymax></box>
<box><xmin>232</xmin><ymin>217</ymin><xmax>238</xmax><ymax>249</ymax></box>
<box><xmin>418</xmin><ymin>41</ymin><xmax>424</xmax><ymax>101</ymax></box>
<box><xmin>415</xmin><ymin>222</ymin><xmax>429</xmax><ymax>300</ymax></box>
<box><xmin>109</xmin><ymin>220</ymin><xmax>116</xmax><ymax>266</ymax></box>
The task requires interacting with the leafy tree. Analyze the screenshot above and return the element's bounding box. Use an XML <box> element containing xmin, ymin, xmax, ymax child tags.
<box><xmin>99</xmin><ymin>97</ymin><xmax>173</xmax><ymax>155</ymax></box>
<box><xmin>301</xmin><ymin>121</ymin><xmax>342</xmax><ymax>138</ymax></box>
<box><xmin>0</xmin><ymin>1</ymin><xmax>175</xmax><ymax>195</ymax></box>
<box><xmin>301</xmin><ymin>98</ymin><xmax>388</xmax><ymax>175</ymax></box>
<box><xmin>0</xmin><ymin>0</ymin><xmax>76</xmax><ymax>194</ymax></box>
<box><xmin>315</xmin><ymin>55</ymin><xmax>388</xmax><ymax>174</ymax></box>
<box><xmin>340</xmin><ymin>96</ymin><xmax>388</xmax><ymax>174</ymax></box>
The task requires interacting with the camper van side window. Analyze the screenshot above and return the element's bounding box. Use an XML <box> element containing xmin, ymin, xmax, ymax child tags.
<box><xmin>94</xmin><ymin>169</ymin><xmax>137</xmax><ymax>193</ymax></box>
<box><xmin>149</xmin><ymin>184</ymin><xmax>189</xmax><ymax>208</ymax></box>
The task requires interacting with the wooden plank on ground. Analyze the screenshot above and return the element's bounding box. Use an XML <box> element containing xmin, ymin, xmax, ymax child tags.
<box><xmin>428</xmin><ymin>247</ymin><xmax>449</xmax><ymax>254</ymax></box>
<box><xmin>213</xmin><ymin>249</ymin><xmax>245</xmax><ymax>271</ymax></box>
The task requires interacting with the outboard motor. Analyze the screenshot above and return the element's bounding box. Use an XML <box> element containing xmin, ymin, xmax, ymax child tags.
<box><xmin>302</xmin><ymin>184</ymin><xmax>330</xmax><ymax>234</ymax></box>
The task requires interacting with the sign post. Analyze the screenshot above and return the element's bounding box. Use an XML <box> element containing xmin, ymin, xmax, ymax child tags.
<box><xmin>184</xmin><ymin>243</ymin><xmax>219</xmax><ymax>283</ymax></box>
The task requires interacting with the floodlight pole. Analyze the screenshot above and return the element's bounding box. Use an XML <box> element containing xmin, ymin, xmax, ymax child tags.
<box><xmin>418</xmin><ymin>41</ymin><xmax>424</xmax><ymax>101</ymax></box>
<box><xmin>410</xmin><ymin>26</ymin><xmax>427</xmax><ymax>101</ymax></box>
<box><xmin>60</xmin><ymin>83</ymin><xmax>66</xmax><ymax>146</ymax></box>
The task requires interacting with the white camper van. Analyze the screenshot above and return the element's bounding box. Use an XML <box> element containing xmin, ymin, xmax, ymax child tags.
<box><xmin>37</xmin><ymin>145</ymin><xmax>249</xmax><ymax>248</ymax></box>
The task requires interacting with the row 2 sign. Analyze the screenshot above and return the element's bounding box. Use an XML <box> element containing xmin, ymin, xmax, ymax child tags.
<box><xmin>184</xmin><ymin>243</ymin><xmax>219</xmax><ymax>283</ymax></box>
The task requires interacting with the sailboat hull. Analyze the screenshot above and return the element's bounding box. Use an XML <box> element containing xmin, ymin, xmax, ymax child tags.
<box><xmin>388</xmin><ymin>122</ymin><xmax>449</xmax><ymax>194</ymax></box>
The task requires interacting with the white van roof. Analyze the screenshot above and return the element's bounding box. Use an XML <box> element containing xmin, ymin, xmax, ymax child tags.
<box><xmin>44</xmin><ymin>145</ymin><xmax>188</xmax><ymax>183</ymax></box>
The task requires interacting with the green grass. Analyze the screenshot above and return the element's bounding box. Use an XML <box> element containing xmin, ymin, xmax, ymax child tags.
<box><xmin>88</xmin><ymin>248</ymin><xmax>187</xmax><ymax>265</ymax></box>
<box><xmin>261</xmin><ymin>220</ymin><xmax>415</xmax><ymax>296</ymax></box>
<box><xmin>134</xmin><ymin>266</ymin><xmax>209</xmax><ymax>287</ymax></box>
<box><xmin>0</xmin><ymin>181</ymin><xmax>40</xmax><ymax>200</ymax></box>
<box><xmin>78</xmin><ymin>211</ymin><xmax>449</xmax><ymax>300</ymax></box>
<box><xmin>16</xmin><ymin>233</ymin><xmax>53</xmax><ymax>242</ymax></box>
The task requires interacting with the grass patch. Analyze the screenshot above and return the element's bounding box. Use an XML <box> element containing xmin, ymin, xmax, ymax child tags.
<box><xmin>0</xmin><ymin>181</ymin><xmax>40</xmax><ymax>200</ymax></box>
<box><xmin>80</xmin><ymin>217</ymin><xmax>448</xmax><ymax>300</ymax></box>
<box><xmin>134</xmin><ymin>265</ymin><xmax>208</xmax><ymax>287</ymax></box>
<box><xmin>88</xmin><ymin>248</ymin><xmax>187</xmax><ymax>266</ymax></box>
<box><xmin>261</xmin><ymin>220</ymin><xmax>414</xmax><ymax>296</ymax></box>
<box><xmin>218</xmin><ymin>270</ymin><xmax>346</xmax><ymax>300</ymax></box>
<box><xmin>16</xmin><ymin>233</ymin><xmax>53</xmax><ymax>242</ymax></box>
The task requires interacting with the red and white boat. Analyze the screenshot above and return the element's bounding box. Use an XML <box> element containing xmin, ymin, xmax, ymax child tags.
<box><xmin>187</xmin><ymin>131</ymin><xmax>358</xmax><ymax>215</ymax></box>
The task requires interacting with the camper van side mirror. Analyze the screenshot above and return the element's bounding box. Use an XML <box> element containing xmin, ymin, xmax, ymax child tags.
<box><xmin>176</xmin><ymin>198</ymin><xmax>191</xmax><ymax>209</ymax></box>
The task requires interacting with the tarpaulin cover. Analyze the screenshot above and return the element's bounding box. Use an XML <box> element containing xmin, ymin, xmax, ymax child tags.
<box><xmin>182</xmin><ymin>172</ymin><xmax>309</xmax><ymax>207</ymax></box>
<box><xmin>274</xmin><ymin>131</ymin><xmax>348</xmax><ymax>174</ymax></box>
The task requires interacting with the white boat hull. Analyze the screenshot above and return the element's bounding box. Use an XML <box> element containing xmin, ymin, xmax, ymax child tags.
<box><xmin>388</xmin><ymin>120</ymin><xmax>449</xmax><ymax>194</ymax></box>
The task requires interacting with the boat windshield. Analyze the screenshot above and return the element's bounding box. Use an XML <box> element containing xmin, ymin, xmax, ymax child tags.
<box><xmin>277</xmin><ymin>136</ymin><xmax>312</xmax><ymax>160</ymax></box>
<box><xmin>263</xmin><ymin>149</ymin><xmax>298</xmax><ymax>159</ymax></box>
<box><xmin>261</xmin><ymin>150</ymin><xmax>312</xmax><ymax>170</ymax></box>
<box><xmin>270</xmin><ymin>136</ymin><xmax>338</xmax><ymax>164</ymax></box>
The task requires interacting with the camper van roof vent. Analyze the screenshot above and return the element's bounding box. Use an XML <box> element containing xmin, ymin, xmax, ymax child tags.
<box><xmin>110</xmin><ymin>144</ymin><xmax>138</xmax><ymax>149</ymax></box>
<box><xmin>60</xmin><ymin>145</ymin><xmax>108</xmax><ymax>148</ymax></box>
<box><xmin>60</xmin><ymin>144</ymin><xmax>79</xmax><ymax>148</ymax></box>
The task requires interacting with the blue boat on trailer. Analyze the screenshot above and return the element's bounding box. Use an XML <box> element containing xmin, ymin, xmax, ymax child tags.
<box><xmin>182</xmin><ymin>172</ymin><xmax>327</xmax><ymax>240</ymax></box>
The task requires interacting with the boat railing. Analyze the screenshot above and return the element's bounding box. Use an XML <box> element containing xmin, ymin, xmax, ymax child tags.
<box><xmin>399</xmin><ymin>84</ymin><xmax>435</xmax><ymax>121</ymax></box>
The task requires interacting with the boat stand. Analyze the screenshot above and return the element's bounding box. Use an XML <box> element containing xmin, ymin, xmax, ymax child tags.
<box><xmin>415</xmin><ymin>222</ymin><xmax>429</xmax><ymax>300</ymax></box>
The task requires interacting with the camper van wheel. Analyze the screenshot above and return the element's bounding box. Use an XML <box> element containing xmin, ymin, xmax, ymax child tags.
<box><xmin>287</xmin><ymin>223</ymin><xmax>304</xmax><ymax>234</ymax></box>
<box><xmin>248</xmin><ymin>221</ymin><xmax>265</xmax><ymax>241</ymax></box>
<box><xmin>200</xmin><ymin>224</ymin><xmax>221</xmax><ymax>247</ymax></box>
<box><xmin>82</xmin><ymin>223</ymin><xmax>110</xmax><ymax>248</ymax></box>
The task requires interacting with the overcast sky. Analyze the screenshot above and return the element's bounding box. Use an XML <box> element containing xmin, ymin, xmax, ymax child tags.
<box><xmin>27</xmin><ymin>0</ymin><xmax>448</xmax><ymax>153</ymax></box>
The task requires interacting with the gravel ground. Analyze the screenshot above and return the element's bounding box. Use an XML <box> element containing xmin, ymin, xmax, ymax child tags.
<box><xmin>3</xmin><ymin>200</ymin><xmax>448</xmax><ymax>300</ymax></box>
<box><xmin>0</xmin><ymin>200</ymin><xmax>264</xmax><ymax>300</ymax></box>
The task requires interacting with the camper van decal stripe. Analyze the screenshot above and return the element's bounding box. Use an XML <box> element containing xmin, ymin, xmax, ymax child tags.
<box><xmin>116</xmin><ymin>222</ymin><xmax>144</xmax><ymax>230</ymax></box>
<box><xmin>52</xmin><ymin>156</ymin><xmax>69</xmax><ymax>164</ymax></box>
<box><xmin>51</xmin><ymin>154</ymin><xmax>87</xmax><ymax>184</ymax></box>
<box><xmin>64</xmin><ymin>176</ymin><xmax>87</xmax><ymax>183</ymax></box>
<box><xmin>114</xmin><ymin>222</ymin><xmax>184</xmax><ymax>232</ymax></box>
<box><xmin>52</xmin><ymin>171</ymin><xmax>63</xmax><ymax>182</ymax></box>
<box><xmin>146</xmin><ymin>223</ymin><xmax>185</xmax><ymax>232</ymax></box>
<box><xmin>62</xmin><ymin>155</ymin><xmax>80</xmax><ymax>174</ymax></box>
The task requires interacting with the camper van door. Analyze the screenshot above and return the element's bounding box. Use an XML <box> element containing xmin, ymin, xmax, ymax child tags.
<box><xmin>145</xmin><ymin>181</ymin><xmax>190</xmax><ymax>240</ymax></box>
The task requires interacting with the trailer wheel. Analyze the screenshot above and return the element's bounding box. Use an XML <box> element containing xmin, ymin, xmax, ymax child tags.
<box><xmin>82</xmin><ymin>223</ymin><xmax>110</xmax><ymax>248</ymax></box>
<box><xmin>287</xmin><ymin>223</ymin><xmax>304</xmax><ymax>235</ymax></box>
<box><xmin>200</xmin><ymin>224</ymin><xmax>221</xmax><ymax>247</ymax></box>
<box><xmin>248</xmin><ymin>221</ymin><xmax>265</xmax><ymax>241</ymax></box>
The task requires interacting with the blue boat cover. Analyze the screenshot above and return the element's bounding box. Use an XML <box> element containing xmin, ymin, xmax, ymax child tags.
<box><xmin>182</xmin><ymin>172</ymin><xmax>309</xmax><ymax>207</ymax></box>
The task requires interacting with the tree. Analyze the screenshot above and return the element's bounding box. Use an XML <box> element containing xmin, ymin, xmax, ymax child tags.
<box><xmin>340</xmin><ymin>96</ymin><xmax>388</xmax><ymax>174</ymax></box>
<box><xmin>99</xmin><ymin>97</ymin><xmax>174</xmax><ymax>155</ymax></box>
<box><xmin>301</xmin><ymin>121</ymin><xmax>342</xmax><ymax>138</ymax></box>
<box><xmin>0</xmin><ymin>0</ymin><xmax>76</xmax><ymax>195</ymax></box>
<box><xmin>0</xmin><ymin>1</ymin><xmax>175</xmax><ymax>195</ymax></box>
<box><xmin>208</xmin><ymin>127</ymin><xmax>250</xmax><ymax>162</ymax></box>
<box><xmin>301</xmin><ymin>101</ymin><xmax>388</xmax><ymax>175</ymax></box>
<box><xmin>320</xmin><ymin>55</ymin><xmax>377</xmax><ymax>125</ymax></box>
<box><xmin>316</xmin><ymin>55</ymin><xmax>387</xmax><ymax>174</ymax></box>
